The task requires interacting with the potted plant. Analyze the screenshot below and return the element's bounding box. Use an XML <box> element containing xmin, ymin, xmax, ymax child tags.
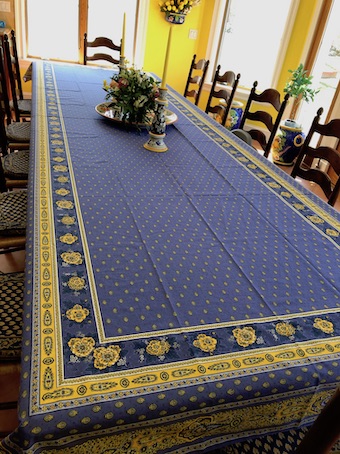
<box><xmin>283</xmin><ymin>63</ymin><xmax>319</xmax><ymax>126</ymax></box>
<box><xmin>272</xmin><ymin>63</ymin><xmax>319</xmax><ymax>166</ymax></box>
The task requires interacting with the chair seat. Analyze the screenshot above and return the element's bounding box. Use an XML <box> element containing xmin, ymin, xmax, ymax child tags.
<box><xmin>10</xmin><ymin>98</ymin><xmax>32</xmax><ymax>115</ymax></box>
<box><xmin>0</xmin><ymin>271</ymin><xmax>24</xmax><ymax>360</ymax></box>
<box><xmin>0</xmin><ymin>190</ymin><xmax>27</xmax><ymax>236</ymax></box>
<box><xmin>2</xmin><ymin>150</ymin><xmax>29</xmax><ymax>179</ymax></box>
<box><xmin>6</xmin><ymin>121</ymin><xmax>30</xmax><ymax>143</ymax></box>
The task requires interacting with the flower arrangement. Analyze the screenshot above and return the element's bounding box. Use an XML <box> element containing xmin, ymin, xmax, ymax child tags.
<box><xmin>103</xmin><ymin>66</ymin><xmax>160</xmax><ymax>125</ymax></box>
<box><xmin>159</xmin><ymin>0</ymin><xmax>200</xmax><ymax>15</ymax></box>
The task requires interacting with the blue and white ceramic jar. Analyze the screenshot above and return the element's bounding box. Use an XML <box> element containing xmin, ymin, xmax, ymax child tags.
<box><xmin>272</xmin><ymin>119</ymin><xmax>305</xmax><ymax>166</ymax></box>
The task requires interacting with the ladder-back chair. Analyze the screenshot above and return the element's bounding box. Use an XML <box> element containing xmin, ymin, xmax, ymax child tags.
<box><xmin>239</xmin><ymin>81</ymin><xmax>289</xmax><ymax>158</ymax></box>
<box><xmin>83</xmin><ymin>33</ymin><xmax>121</xmax><ymax>66</ymax></box>
<box><xmin>184</xmin><ymin>54</ymin><xmax>210</xmax><ymax>106</ymax></box>
<box><xmin>291</xmin><ymin>107</ymin><xmax>340</xmax><ymax>206</ymax></box>
<box><xmin>205</xmin><ymin>65</ymin><xmax>240</xmax><ymax>126</ymax></box>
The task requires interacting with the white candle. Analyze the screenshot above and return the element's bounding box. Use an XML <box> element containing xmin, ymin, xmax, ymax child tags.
<box><xmin>161</xmin><ymin>26</ymin><xmax>173</xmax><ymax>89</ymax></box>
<box><xmin>121</xmin><ymin>13</ymin><xmax>126</xmax><ymax>57</ymax></box>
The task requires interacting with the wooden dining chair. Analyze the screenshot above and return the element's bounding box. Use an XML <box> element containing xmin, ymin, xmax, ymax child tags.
<box><xmin>205</xmin><ymin>66</ymin><xmax>240</xmax><ymax>126</ymax></box>
<box><xmin>294</xmin><ymin>387</ymin><xmax>340</xmax><ymax>454</ymax></box>
<box><xmin>184</xmin><ymin>54</ymin><xmax>210</xmax><ymax>106</ymax></box>
<box><xmin>291</xmin><ymin>107</ymin><xmax>340</xmax><ymax>207</ymax></box>
<box><xmin>0</xmin><ymin>47</ymin><xmax>30</xmax><ymax>155</ymax></box>
<box><xmin>3</xmin><ymin>31</ymin><xmax>32</xmax><ymax>122</ymax></box>
<box><xmin>239</xmin><ymin>81</ymin><xmax>290</xmax><ymax>158</ymax></box>
<box><xmin>0</xmin><ymin>188</ymin><xmax>27</xmax><ymax>253</ymax></box>
<box><xmin>0</xmin><ymin>271</ymin><xmax>24</xmax><ymax>437</ymax></box>
<box><xmin>83</xmin><ymin>33</ymin><xmax>121</xmax><ymax>66</ymax></box>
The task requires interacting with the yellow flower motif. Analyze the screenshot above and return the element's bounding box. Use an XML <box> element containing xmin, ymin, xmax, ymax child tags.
<box><xmin>57</xmin><ymin>176</ymin><xmax>69</xmax><ymax>183</ymax></box>
<box><xmin>53</xmin><ymin>156</ymin><xmax>65</xmax><ymax>162</ymax></box>
<box><xmin>267</xmin><ymin>182</ymin><xmax>281</xmax><ymax>189</ymax></box>
<box><xmin>326</xmin><ymin>229</ymin><xmax>339</xmax><ymax>237</ymax></box>
<box><xmin>61</xmin><ymin>251</ymin><xmax>83</xmax><ymax>265</ymax></box>
<box><xmin>281</xmin><ymin>191</ymin><xmax>292</xmax><ymax>198</ymax></box>
<box><xmin>275</xmin><ymin>322</ymin><xmax>296</xmax><ymax>337</ymax></box>
<box><xmin>53</xmin><ymin>165</ymin><xmax>67</xmax><ymax>172</ymax></box>
<box><xmin>68</xmin><ymin>337</ymin><xmax>95</xmax><ymax>357</ymax></box>
<box><xmin>93</xmin><ymin>345</ymin><xmax>121</xmax><ymax>370</ymax></box>
<box><xmin>307</xmin><ymin>215</ymin><xmax>324</xmax><ymax>224</ymax></box>
<box><xmin>293</xmin><ymin>203</ymin><xmax>305</xmax><ymax>210</ymax></box>
<box><xmin>60</xmin><ymin>233</ymin><xmax>78</xmax><ymax>244</ymax></box>
<box><xmin>55</xmin><ymin>188</ymin><xmax>70</xmax><ymax>196</ymax></box>
<box><xmin>61</xmin><ymin>216</ymin><xmax>75</xmax><ymax>225</ymax></box>
<box><xmin>68</xmin><ymin>276</ymin><xmax>86</xmax><ymax>291</ymax></box>
<box><xmin>232</xmin><ymin>326</ymin><xmax>256</xmax><ymax>348</ymax></box>
<box><xmin>313</xmin><ymin>318</ymin><xmax>334</xmax><ymax>334</ymax></box>
<box><xmin>193</xmin><ymin>334</ymin><xmax>217</xmax><ymax>354</ymax></box>
<box><xmin>146</xmin><ymin>339</ymin><xmax>171</xmax><ymax>356</ymax></box>
<box><xmin>55</xmin><ymin>147</ymin><xmax>64</xmax><ymax>153</ymax></box>
<box><xmin>66</xmin><ymin>304</ymin><xmax>90</xmax><ymax>323</ymax></box>
<box><xmin>51</xmin><ymin>139</ymin><xmax>63</xmax><ymax>145</ymax></box>
<box><xmin>56</xmin><ymin>200</ymin><xmax>74</xmax><ymax>209</ymax></box>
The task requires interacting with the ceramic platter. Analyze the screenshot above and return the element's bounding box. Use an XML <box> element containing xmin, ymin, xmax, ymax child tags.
<box><xmin>95</xmin><ymin>102</ymin><xmax>178</xmax><ymax>127</ymax></box>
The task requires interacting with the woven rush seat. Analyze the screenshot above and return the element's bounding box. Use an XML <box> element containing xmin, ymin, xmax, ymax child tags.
<box><xmin>9</xmin><ymin>98</ymin><xmax>32</xmax><ymax>116</ymax></box>
<box><xmin>6</xmin><ymin>121</ymin><xmax>30</xmax><ymax>143</ymax></box>
<box><xmin>0</xmin><ymin>272</ymin><xmax>24</xmax><ymax>360</ymax></box>
<box><xmin>2</xmin><ymin>150</ymin><xmax>29</xmax><ymax>180</ymax></box>
<box><xmin>0</xmin><ymin>190</ymin><xmax>27</xmax><ymax>236</ymax></box>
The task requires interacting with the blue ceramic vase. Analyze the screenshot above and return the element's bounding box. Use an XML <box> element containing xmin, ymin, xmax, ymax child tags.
<box><xmin>165</xmin><ymin>12</ymin><xmax>186</xmax><ymax>24</ymax></box>
<box><xmin>225</xmin><ymin>101</ymin><xmax>243</xmax><ymax>131</ymax></box>
<box><xmin>272</xmin><ymin>119</ymin><xmax>305</xmax><ymax>166</ymax></box>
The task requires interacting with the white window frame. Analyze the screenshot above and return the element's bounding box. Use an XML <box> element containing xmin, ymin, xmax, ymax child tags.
<box><xmin>205</xmin><ymin>0</ymin><xmax>300</xmax><ymax>99</ymax></box>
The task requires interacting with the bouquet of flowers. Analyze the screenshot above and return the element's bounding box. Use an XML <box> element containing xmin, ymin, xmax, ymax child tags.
<box><xmin>159</xmin><ymin>0</ymin><xmax>200</xmax><ymax>15</ymax></box>
<box><xmin>103</xmin><ymin>66</ymin><xmax>160</xmax><ymax>125</ymax></box>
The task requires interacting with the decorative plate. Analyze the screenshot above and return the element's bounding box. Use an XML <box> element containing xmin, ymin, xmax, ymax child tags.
<box><xmin>95</xmin><ymin>102</ymin><xmax>178</xmax><ymax>126</ymax></box>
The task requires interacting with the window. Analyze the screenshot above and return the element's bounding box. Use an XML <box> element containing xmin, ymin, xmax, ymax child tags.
<box><xmin>18</xmin><ymin>0</ymin><xmax>148</xmax><ymax>67</ymax></box>
<box><xmin>207</xmin><ymin>0</ymin><xmax>299</xmax><ymax>91</ymax></box>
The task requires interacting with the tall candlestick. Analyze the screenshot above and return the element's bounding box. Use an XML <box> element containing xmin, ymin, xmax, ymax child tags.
<box><xmin>121</xmin><ymin>13</ymin><xmax>126</xmax><ymax>57</ymax></box>
<box><xmin>161</xmin><ymin>26</ymin><xmax>173</xmax><ymax>89</ymax></box>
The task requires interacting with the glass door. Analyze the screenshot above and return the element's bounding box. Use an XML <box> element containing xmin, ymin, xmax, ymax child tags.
<box><xmin>26</xmin><ymin>0</ymin><xmax>79</xmax><ymax>61</ymax></box>
<box><xmin>25</xmin><ymin>0</ymin><xmax>138</xmax><ymax>64</ymax></box>
<box><xmin>297</xmin><ymin>0</ymin><xmax>340</xmax><ymax>128</ymax></box>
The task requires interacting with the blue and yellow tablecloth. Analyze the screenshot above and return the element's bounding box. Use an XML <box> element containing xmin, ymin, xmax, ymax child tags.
<box><xmin>2</xmin><ymin>61</ymin><xmax>340</xmax><ymax>453</ymax></box>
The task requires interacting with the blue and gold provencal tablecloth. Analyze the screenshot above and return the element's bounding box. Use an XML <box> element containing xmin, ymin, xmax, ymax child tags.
<box><xmin>2</xmin><ymin>61</ymin><xmax>340</xmax><ymax>453</ymax></box>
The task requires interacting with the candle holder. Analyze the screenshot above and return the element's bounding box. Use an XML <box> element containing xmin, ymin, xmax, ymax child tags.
<box><xmin>118</xmin><ymin>56</ymin><xmax>126</xmax><ymax>75</ymax></box>
<box><xmin>143</xmin><ymin>88</ymin><xmax>168</xmax><ymax>152</ymax></box>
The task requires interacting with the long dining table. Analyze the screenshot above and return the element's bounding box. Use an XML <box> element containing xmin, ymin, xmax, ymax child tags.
<box><xmin>1</xmin><ymin>60</ymin><xmax>340</xmax><ymax>453</ymax></box>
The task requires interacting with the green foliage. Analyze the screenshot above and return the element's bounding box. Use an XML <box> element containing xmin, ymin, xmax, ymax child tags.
<box><xmin>103</xmin><ymin>67</ymin><xmax>160</xmax><ymax>125</ymax></box>
<box><xmin>284</xmin><ymin>63</ymin><xmax>319</xmax><ymax>103</ymax></box>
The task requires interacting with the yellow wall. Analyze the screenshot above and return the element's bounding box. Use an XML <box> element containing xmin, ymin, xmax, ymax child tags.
<box><xmin>143</xmin><ymin>0</ymin><xmax>209</xmax><ymax>94</ymax></box>
<box><xmin>143</xmin><ymin>0</ymin><xmax>320</xmax><ymax>105</ymax></box>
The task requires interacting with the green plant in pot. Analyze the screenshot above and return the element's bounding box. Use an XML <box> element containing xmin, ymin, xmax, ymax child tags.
<box><xmin>272</xmin><ymin>63</ymin><xmax>319</xmax><ymax>166</ymax></box>
<box><xmin>283</xmin><ymin>63</ymin><xmax>320</xmax><ymax>128</ymax></box>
